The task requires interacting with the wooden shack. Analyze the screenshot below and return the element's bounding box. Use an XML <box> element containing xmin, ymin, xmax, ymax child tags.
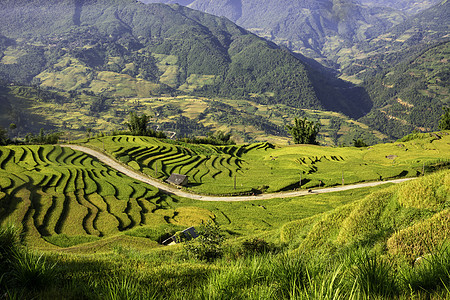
<box><xmin>166</xmin><ymin>173</ymin><xmax>188</xmax><ymax>186</ymax></box>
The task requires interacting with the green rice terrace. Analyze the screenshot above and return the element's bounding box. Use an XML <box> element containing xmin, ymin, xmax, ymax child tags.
<box><xmin>0</xmin><ymin>131</ymin><xmax>449</xmax><ymax>299</ymax></box>
<box><xmin>83</xmin><ymin>132</ymin><xmax>450</xmax><ymax>195</ymax></box>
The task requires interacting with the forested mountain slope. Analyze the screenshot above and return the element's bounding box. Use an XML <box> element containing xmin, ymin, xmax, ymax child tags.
<box><xmin>358</xmin><ymin>41</ymin><xmax>449</xmax><ymax>139</ymax></box>
<box><xmin>0</xmin><ymin>0</ymin><xmax>371</xmax><ymax>118</ymax></box>
<box><xmin>142</xmin><ymin>0</ymin><xmax>407</xmax><ymax>67</ymax></box>
<box><xmin>342</xmin><ymin>0</ymin><xmax>450</xmax><ymax>78</ymax></box>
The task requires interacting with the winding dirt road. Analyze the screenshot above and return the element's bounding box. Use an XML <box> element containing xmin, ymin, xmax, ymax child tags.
<box><xmin>62</xmin><ymin>144</ymin><xmax>415</xmax><ymax>202</ymax></box>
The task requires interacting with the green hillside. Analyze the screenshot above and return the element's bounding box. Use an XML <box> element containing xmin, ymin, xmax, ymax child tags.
<box><xmin>282</xmin><ymin>169</ymin><xmax>449</xmax><ymax>261</ymax></box>
<box><xmin>144</xmin><ymin>0</ymin><xmax>407</xmax><ymax>67</ymax></box>
<box><xmin>0</xmin><ymin>0</ymin><xmax>372</xmax><ymax>118</ymax></box>
<box><xmin>358</xmin><ymin>41</ymin><xmax>450</xmax><ymax>139</ymax></box>
<box><xmin>0</xmin><ymin>84</ymin><xmax>385</xmax><ymax>146</ymax></box>
<box><xmin>342</xmin><ymin>0</ymin><xmax>450</xmax><ymax>78</ymax></box>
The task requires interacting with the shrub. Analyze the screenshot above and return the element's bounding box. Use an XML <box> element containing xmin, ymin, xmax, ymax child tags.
<box><xmin>241</xmin><ymin>238</ymin><xmax>272</xmax><ymax>256</ymax></box>
<box><xmin>183</xmin><ymin>222</ymin><xmax>224</xmax><ymax>262</ymax></box>
<box><xmin>401</xmin><ymin>242</ymin><xmax>450</xmax><ymax>293</ymax></box>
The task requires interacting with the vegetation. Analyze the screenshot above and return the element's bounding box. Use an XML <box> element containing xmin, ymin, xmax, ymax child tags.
<box><xmin>82</xmin><ymin>131</ymin><xmax>450</xmax><ymax>195</ymax></box>
<box><xmin>0</xmin><ymin>0</ymin><xmax>373</xmax><ymax>119</ymax></box>
<box><xmin>439</xmin><ymin>107</ymin><xmax>450</xmax><ymax>130</ymax></box>
<box><xmin>0</xmin><ymin>85</ymin><xmax>386</xmax><ymax>145</ymax></box>
<box><xmin>24</xmin><ymin>128</ymin><xmax>62</xmax><ymax>145</ymax></box>
<box><xmin>0</xmin><ymin>168</ymin><xmax>448</xmax><ymax>298</ymax></box>
<box><xmin>286</xmin><ymin>117</ymin><xmax>320</xmax><ymax>145</ymax></box>
<box><xmin>126</xmin><ymin>112</ymin><xmax>166</xmax><ymax>138</ymax></box>
<box><xmin>359</xmin><ymin>41</ymin><xmax>450</xmax><ymax>139</ymax></box>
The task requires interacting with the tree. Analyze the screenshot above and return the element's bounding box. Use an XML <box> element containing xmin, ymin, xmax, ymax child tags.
<box><xmin>353</xmin><ymin>138</ymin><xmax>367</xmax><ymax>148</ymax></box>
<box><xmin>126</xmin><ymin>112</ymin><xmax>151</xmax><ymax>136</ymax></box>
<box><xmin>286</xmin><ymin>117</ymin><xmax>320</xmax><ymax>144</ymax></box>
<box><xmin>0</xmin><ymin>128</ymin><xmax>9</xmax><ymax>145</ymax></box>
<box><xmin>183</xmin><ymin>222</ymin><xmax>224</xmax><ymax>262</ymax></box>
<box><xmin>126</xmin><ymin>112</ymin><xmax>166</xmax><ymax>138</ymax></box>
<box><xmin>438</xmin><ymin>107</ymin><xmax>450</xmax><ymax>130</ymax></box>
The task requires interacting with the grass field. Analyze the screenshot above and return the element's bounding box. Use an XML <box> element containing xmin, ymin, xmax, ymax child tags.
<box><xmin>0</xmin><ymin>164</ymin><xmax>448</xmax><ymax>299</ymax></box>
<box><xmin>82</xmin><ymin>131</ymin><xmax>450</xmax><ymax>195</ymax></box>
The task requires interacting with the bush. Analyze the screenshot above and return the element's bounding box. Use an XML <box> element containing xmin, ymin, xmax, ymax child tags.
<box><xmin>241</xmin><ymin>238</ymin><xmax>273</xmax><ymax>256</ymax></box>
<box><xmin>401</xmin><ymin>242</ymin><xmax>450</xmax><ymax>293</ymax></box>
<box><xmin>183</xmin><ymin>222</ymin><xmax>224</xmax><ymax>262</ymax></box>
<box><xmin>10</xmin><ymin>251</ymin><xmax>56</xmax><ymax>291</ymax></box>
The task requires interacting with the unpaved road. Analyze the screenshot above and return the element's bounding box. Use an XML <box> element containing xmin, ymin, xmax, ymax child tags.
<box><xmin>62</xmin><ymin>144</ymin><xmax>415</xmax><ymax>202</ymax></box>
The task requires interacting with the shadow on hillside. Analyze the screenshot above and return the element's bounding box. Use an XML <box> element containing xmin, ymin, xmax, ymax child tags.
<box><xmin>279</xmin><ymin>179</ymin><xmax>311</xmax><ymax>191</ymax></box>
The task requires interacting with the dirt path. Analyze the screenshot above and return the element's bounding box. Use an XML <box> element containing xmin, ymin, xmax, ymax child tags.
<box><xmin>62</xmin><ymin>144</ymin><xmax>415</xmax><ymax>202</ymax></box>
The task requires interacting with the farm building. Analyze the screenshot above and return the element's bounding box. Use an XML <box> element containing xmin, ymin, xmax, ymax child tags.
<box><xmin>166</xmin><ymin>173</ymin><xmax>188</xmax><ymax>186</ymax></box>
<box><xmin>162</xmin><ymin>227</ymin><xmax>199</xmax><ymax>245</ymax></box>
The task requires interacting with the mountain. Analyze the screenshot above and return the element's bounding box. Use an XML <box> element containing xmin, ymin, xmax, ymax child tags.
<box><xmin>358</xmin><ymin>41</ymin><xmax>449</xmax><ymax>139</ymax></box>
<box><xmin>340</xmin><ymin>1</ymin><xmax>450</xmax><ymax>138</ymax></box>
<box><xmin>342</xmin><ymin>0</ymin><xmax>450</xmax><ymax>79</ymax></box>
<box><xmin>359</xmin><ymin>0</ymin><xmax>442</xmax><ymax>15</ymax></box>
<box><xmin>142</xmin><ymin>0</ymin><xmax>407</xmax><ymax>67</ymax></box>
<box><xmin>0</xmin><ymin>0</ymin><xmax>371</xmax><ymax>118</ymax></box>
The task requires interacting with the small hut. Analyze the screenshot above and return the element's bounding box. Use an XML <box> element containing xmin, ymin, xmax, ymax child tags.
<box><xmin>166</xmin><ymin>173</ymin><xmax>188</xmax><ymax>186</ymax></box>
<box><xmin>162</xmin><ymin>227</ymin><xmax>199</xmax><ymax>246</ymax></box>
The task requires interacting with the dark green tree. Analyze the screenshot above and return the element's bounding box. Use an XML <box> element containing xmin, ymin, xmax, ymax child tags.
<box><xmin>286</xmin><ymin>117</ymin><xmax>320</xmax><ymax>144</ymax></box>
<box><xmin>126</xmin><ymin>112</ymin><xmax>166</xmax><ymax>138</ymax></box>
<box><xmin>0</xmin><ymin>128</ymin><xmax>9</xmax><ymax>145</ymax></box>
<box><xmin>438</xmin><ymin>107</ymin><xmax>450</xmax><ymax>130</ymax></box>
<box><xmin>126</xmin><ymin>112</ymin><xmax>151</xmax><ymax>136</ymax></box>
<box><xmin>353</xmin><ymin>138</ymin><xmax>368</xmax><ymax>148</ymax></box>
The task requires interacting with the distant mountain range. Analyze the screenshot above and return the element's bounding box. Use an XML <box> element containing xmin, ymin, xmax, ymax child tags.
<box><xmin>142</xmin><ymin>0</ymin><xmax>446</xmax><ymax>70</ymax></box>
<box><xmin>0</xmin><ymin>0</ymin><xmax>371</xmax><ymax>119</ymax></box>
<box><xmin>0</xmin><ymin>0</ymin><xmax>447</xmax><ymax>141</ymax></box>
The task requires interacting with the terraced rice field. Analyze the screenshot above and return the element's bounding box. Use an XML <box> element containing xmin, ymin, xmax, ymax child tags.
<box><xmin>85</xmin><ymin>132</ymin><xmax>450</xmax><ymax>195</ymax></box>
<box><xmin>0</xmin><ymin>145</ymin><xmax>213</xmax><ymax>249</ymax></box>
<box><xmin>89</xmin><ymin>136</ymin><xmax>274</xmax><ymax>194</ymax></box>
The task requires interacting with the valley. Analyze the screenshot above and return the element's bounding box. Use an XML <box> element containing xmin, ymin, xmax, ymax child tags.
<box><xmin>0</xmin><ymin>0</ymin><xmax>448</xmax><ymax>298</ymax></box>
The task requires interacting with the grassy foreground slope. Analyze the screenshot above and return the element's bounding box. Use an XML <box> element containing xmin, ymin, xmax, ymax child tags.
<box><xmin>83</xmin><ymin>131</ymin><xmax>450</xmax><ymax>195</ymax></box>
<box><xmin>282</xmin><ymin>169</ymin><xmax>449</xmax><ymax>261</ymax></box>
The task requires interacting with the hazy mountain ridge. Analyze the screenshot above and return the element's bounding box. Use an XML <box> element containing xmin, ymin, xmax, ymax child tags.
<box><xmin>359</xmin><ymin>0</ymin><xmax>442</xmax><ymax>15</ymax></box>
<box><xmin>142</xmin><ymin>0</ymin><xmax>408</xmax><ymax>67</ymax></box>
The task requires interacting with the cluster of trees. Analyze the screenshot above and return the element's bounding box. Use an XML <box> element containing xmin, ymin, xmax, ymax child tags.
<box><xmin>286</xmin><ymin>117</ymin><xmax>321</xmax><ymax>145</ymax></box>
<box><xmin>177</xmin><ymin>131</ymin><xmax>235</xmax><ymax>146</ymax></box>
<box><xmin>24</xmin><ymin>129</ymin><xmax>61</xmax><ymax>144</ymax></box>
<box><xmin>126</xmin><ymin>112</ymin><xmax>166</xmax><ymax>138</ymax></box>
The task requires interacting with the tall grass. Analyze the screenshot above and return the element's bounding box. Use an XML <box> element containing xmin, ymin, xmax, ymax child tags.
<box><xmin>10</xmin><ymin>250</ymin><xmax>57</xmax><ymax>290</ymax></box>
<box><xmin>344</xmin><ymin>250</ymin><xmax>398</xmax><ymax>298</ymax></box>
<box><xmin>401</xmin><ymin>242</ymin><xmax>450</xmax><ymax>294</ymax></box>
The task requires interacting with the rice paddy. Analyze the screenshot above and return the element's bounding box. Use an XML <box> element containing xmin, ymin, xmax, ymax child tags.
<box><xmin>0</xmin><ymin>144</ymin><xmax>214</xmax><ymax>249</ymax></box>
<box><xmin>83</xmin><ymin>131</ymin><xmax>450</xmax><ymax>195</ymax></box>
